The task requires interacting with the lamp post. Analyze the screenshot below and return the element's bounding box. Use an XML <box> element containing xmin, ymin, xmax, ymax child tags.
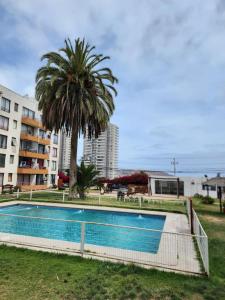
<box><xmin>204</xmin><ymin>175</ymin><xmax>209</xmax><ymax>197</ymax></box>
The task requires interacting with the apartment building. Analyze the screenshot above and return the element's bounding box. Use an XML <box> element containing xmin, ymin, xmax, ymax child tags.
<box><xmin>83</xmin><ymin>123</ymin><xmax>119</xmax><ymax>179</ymax></box>
<box><xmin>59</xmin><ymin>132</ymin><xmax>71</xmax><ymax>171</ymax></box>
<box><xmin>0</xmin><ymin>84</ymin><xmax>59</xmax><ymax>191</ymax></box>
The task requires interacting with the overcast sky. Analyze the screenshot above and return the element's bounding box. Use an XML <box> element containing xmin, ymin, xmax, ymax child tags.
<box><xmin>1</xmin><ymin>0</ymin><xmax>225</xmax><ymax>175</ymax></box>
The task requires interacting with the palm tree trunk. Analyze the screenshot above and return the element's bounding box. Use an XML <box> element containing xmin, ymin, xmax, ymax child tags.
<box><xmin>69</xmin><ymin>123</ymin><xmax>78</xmax><ymax>199</ymax></box>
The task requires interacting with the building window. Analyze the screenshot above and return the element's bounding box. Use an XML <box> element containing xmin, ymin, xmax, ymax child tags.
<box><xmin>11</xmin><ymin>137</ymin><xmax>17</xmax><ymax>146</ymax></box>
<box><xmin>38</xmin><ymin>144</ymin><xmax>45</xmax><ymax>154</ymax></box>
<box><xmin>1</xmin><ymin>97</ymin><xmax>10</xmax><ymax>113</ymax></box>
<box><xmin>39</xmin><ymin>129</ymin><xmax>46</xmax><ymax>139</ymax></box>
<box><xmin>52</xmin><ymin>161</ymin><xmax>57</xmax><ymax>171</ymax></box>
<box><xmin>17</xmin><ymin>174</ymin><xmax>30</xmax><ymax>185</ymax></box>
<box><xmin>51</xmin><ymin>174</ymin><xmax>56</xmax><ymax>184</ymax></box>
<box><xmin>22</xmin><ymin>107</ymin><xmax>35</xmax><ymax>119</ymax></box>
<box><xmin>202</xmin><ymin>184</ymin><xmax>216</xmax><ymax>191</ymax></box>
<box><xmin>0</xmin><ymin>173</ymin><xmax>4</xmax><ymax>186</ymax></box>
<box><xmin>36</xmin><ymin>174</ymin><xmax>44</xmax><ymax>185</ymax></box>
<box><xmin>0</xmin><ymin>115</ymin><xmax>9</xmax><ymax>130</ymax></box>
<box><xmin>14</xmin><ymin>103</ymin><xmax>19</xmax><ymax>112</ymax></box>
<box><xmin>0</xmin><ymin>154</ymin><xmax>6</xmax><ymax>168</ymax></box>
<box><xmin>21</xmin><ymin>124</ymin><xmax>34</xmax><ymax>135</ymax></box>
<box><xmin>0</xmin><ymin>134</ymin><xmax>7</xmax><ymax>149</ymax></box>
<box><xmin>155</xmin><ymin>180</ymin><xmax>184</xmax><ymax>196</ymax></box>
<box><xmin>8</xmin><ymin>173</ymin><xmax>12</xmax><ymax>182</ymax></box>
<box><xmin>53</xmin><ymin>134</ymin><xmax>58</xmax><ymax>144</ymax></box>
<box><xmin>9</xmin><ymin>155</ymin><xmax>14</xmax><ymax>164</ymax></box>
<box><xmin>13</xmin><ymin>120</ymin><xmax>17</xmax><ymax>129</ymax></box>
<box><xmin>52</xmin><ymin>147</ymin><xmax>57</xmax><ymax>157</ymax></box>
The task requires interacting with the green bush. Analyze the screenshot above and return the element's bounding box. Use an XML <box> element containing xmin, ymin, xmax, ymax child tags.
<box><xmin>201</xmin><ymin>196</ymin><xmax>215</xmax><ymax>204</ymax></box>
<box><xmin>193</xmin><ymin>193</ymin><xmax>204</xmax><ymax>200</ymax></box>
<box><xmin>13</xmin><ymin>185</ymin><xmax>21</xmax><ymax>192</ymax></box>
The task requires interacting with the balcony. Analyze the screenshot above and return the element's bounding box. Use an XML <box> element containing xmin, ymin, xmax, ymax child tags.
<box><xmin>21</xmin><ymin>116</ymin><xmax>44</xmax><ymax>129</ymax></box>
<box><xmin>19</xmin><ymin>149</ymin><xmax>49</xmax><ymax>160</ymax></box>
<box><xmin>17</xmin><ymin>167</ymin><xmax>48</xmax><ymax>175</ymax></box>
<box><xmin>20</xmin><ymin>132</ymin><xmax>50</xmax><ymax>145</ymax></box>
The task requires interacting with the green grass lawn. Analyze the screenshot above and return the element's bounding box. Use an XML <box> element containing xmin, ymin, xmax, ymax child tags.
<box><xmin>0</xmin><ymin>197</ymin><xmax>224</xmax><ymax>299</ymax></box>
<box><xmin>0</xmin><ymin>190</ymin><xmax>186</xmax><ymax>214</ymax></box>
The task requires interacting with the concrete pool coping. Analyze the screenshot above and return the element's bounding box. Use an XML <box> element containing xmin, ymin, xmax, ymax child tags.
<box><xmin>0</xmin><ymin>200</ymin><xmax>201</xmax><ymax>275</ymax></box>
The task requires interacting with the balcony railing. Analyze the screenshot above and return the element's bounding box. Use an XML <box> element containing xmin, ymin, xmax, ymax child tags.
<box><xmin>20</xmin><ymin>147</ymin><xmax>49</xmax><ymax>154</ymax></box>
<box><xmin>21</xmin><ymin>131</ymin><xmax>51</xmax><ymax>139</ymax></box>
<box><xmin>19</xmin><ymin>149</ymin><xmax>49</xmax><ymax>159</ymax></box>
<box><xmin>21</xmin><ymin>116</ymin><xmax>44</xmax><ymax>129</ymax></box>
<box><xmin>17</xmin><ymin>166</ymin><xmax>48</xmax><ymax>175</ymax></box>
<box><xmin>21</xmin><ymin>130</ymin><xmax>36</xmax><ymax>136</ymax></box>
<box><xmin>20</xmin><ymin>132</ymin><xmax>50</xmax><ymax>145</ymax></box>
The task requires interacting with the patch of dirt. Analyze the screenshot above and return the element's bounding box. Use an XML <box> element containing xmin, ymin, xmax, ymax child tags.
<box><xmin>204</xmin><ymin>215</ymin><xmax>225</xmax><ymax>224</ymax></box>
<box><xmin>187</xmin><ymin>294</ymin><xmax>204</xmax><ymax>300</ymax></box>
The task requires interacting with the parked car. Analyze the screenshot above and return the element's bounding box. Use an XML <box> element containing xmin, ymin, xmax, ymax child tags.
<box><xmin>118</xmin><ymin>186</ymin><xmax>128</xmax><ymax>194</ymax></box>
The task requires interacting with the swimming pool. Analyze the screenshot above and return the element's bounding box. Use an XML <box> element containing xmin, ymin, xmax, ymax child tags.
<box><xmin>0</xmin><ymin>204</ymin><xmax>166</xmax><ymax>253</ymax></box>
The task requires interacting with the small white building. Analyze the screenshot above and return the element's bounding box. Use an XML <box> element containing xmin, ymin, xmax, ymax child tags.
<box><xmin>149</xmin><ymin>175</ymin><xmax>217</xmax><ymax>198</ymax></box>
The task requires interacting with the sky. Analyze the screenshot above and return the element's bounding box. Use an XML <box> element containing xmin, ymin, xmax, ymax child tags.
<box><xmin>1</xmin><ymin>0</ymin><xmax>225</xmax><ymax>176</ymax></box>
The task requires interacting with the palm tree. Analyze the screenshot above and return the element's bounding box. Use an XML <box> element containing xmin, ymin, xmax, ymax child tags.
<box><xmin>35</xmin><ymin>38</ymin><xmax>118</xmax><ymax>198</ymax></box>
<box><xmin>77</xmin><ymin>162</ymin><xmax>99</xmax><ymax>199</ymax></box>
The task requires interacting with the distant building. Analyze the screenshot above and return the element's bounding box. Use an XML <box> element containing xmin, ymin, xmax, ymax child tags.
<box><xmin>59</xmin><ymin>132</ymin><xmax>71</xmax><ymax>171</ymax></box>
<box><xmin>149</xmin><ymin>175</ymin><xmax>220</xmax><ymax>198</ymax></box>
<box><xmin>83</xmin><ymin>123</ymin><xmax>119</xmax><ymax>179</ymax></box>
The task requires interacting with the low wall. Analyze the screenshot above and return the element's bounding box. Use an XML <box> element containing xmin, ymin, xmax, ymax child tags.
<box><xmin>19</xmin><ymin>184</ymin><xmax>48</xmax><ymax>192</ymax></box>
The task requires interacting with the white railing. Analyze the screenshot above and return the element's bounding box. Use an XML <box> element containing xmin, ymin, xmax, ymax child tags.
<box><xmin>186</xmin><ymin>199</ymin><xmax>209</xmax><ymax>275</ymax></box>
<box><xmin>11</xmin><ymin>189</ymin><xmax>185</xmax><ymax>209</ymax></box>
<box><xmin>0</xmin><ymin>212</ymin><xmax>204</xmax><ymax>275</ymax></box>
<box><xmin>193</xmin><ymin>210</ymin><xmax>209</xmax><ymax>275</ymax></box>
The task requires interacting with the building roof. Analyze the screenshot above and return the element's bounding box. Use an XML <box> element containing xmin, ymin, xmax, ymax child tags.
<box><xmin>118</xmin><ymin>169</ymin><xmax>170</xmax><ymax>177</ymax></box>
<box><xmin>202</xmin><ymin>177</ymin><xmax>225</xmax><ymax>187</ymax></box>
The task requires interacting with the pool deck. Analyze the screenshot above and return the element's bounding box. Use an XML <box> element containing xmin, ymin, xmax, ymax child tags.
<box><xmin>0</xmin><ymin>200</ymin><xmax>201</xmax><ymax>275</ymax></box>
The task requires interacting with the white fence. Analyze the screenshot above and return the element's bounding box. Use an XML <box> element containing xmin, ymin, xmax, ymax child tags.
<box><xmin>0</xmin><ymin>211</ymin><xmax>203</xmax><ymax>275</ymax></box>
<box><xmin>6</xmin><ymin>189</ymin><xmax>185</xmax><ymax>209</ymax></box>
<box><xmin>186</xmin><ymin>199</ymin><xmax>209</xmax><ymax>275</ymax></box>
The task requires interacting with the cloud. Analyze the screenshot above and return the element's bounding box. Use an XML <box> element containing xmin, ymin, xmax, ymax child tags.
<box><xmin>0</xmin><ymin>0</ymin><xmax>225</xmax><ymax>174</ymax></box>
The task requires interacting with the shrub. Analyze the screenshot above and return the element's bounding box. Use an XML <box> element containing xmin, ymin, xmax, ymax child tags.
<box><xmin>201</xmin><ymin>196</ymin><xmax>215</xmax><ymax>204</ymax></box>
<box><xmin>193</xmin><ymin>193</ymin><xmax>204</xmax><ymax>200</ymax></box>
<box><xmin>13</xmin><ymin>185</ymin><xmax>21</xmax><ymax>192</ymax></box>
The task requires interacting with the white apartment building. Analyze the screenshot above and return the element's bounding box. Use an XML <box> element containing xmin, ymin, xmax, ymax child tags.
<box><xmin>59</xmin><ymin>132</ymin><xmax>71</xmax><ymax>171</ymax></box>
<box><xmin>83</xmin><ymin>123</ymin><xmax>119</xmax><ymax>179</ymax></box>
<box><xmin>0</xmin><ymin>84</ymin><xmax>60</xmax><ymax>191</ymax></box>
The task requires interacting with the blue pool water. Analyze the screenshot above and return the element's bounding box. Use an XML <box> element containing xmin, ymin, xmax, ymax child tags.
<box><xmin>0</xmin><ymin>204</ymin><xmax>166</xmax><ymax>253</ymax></box>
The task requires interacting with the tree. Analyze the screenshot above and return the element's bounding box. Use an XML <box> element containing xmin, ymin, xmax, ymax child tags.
<box><xmin>77</xmin><ymin>162</ymin><xmax>99</xmax><ymax>199</ymax></box>
<box><xmin>35</xmin><ymin>38</ymin><xmax>118</xmax><ymax>198</ymax></box>
<box><xmin>106</xmin><ymin>173</ymin><xmax>148</xmax><ymax>185</ymax></box>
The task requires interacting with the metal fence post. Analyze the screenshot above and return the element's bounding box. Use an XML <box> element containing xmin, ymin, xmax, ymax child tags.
<box><xmin>80</xmin><ymin>222</ymin><xmax>86</xmax><ymax>254</ymax></box>
<box><xmin>205</xmin><ymin>236</ymin><xmax>209</xmax><ymax>275</ymax></box>
<box><xmin>190</xmin><ymin>198</ymin><xmax>194</xmax><ymax>234</ymax></box>
<box><xmin>63</xmin><ymin>190</ymin><xmax>65</xmax><ymax>202</ymax></box>
<box><xmin>30</xmin><ymin>189</ymin><xmax>32</xmax><ymax>201</ymax></box>
<box><xmin>17</xmin><ymin>188</ymin><xmax>19</xmax><ymax>199</ymax></box>
<box><xmin>139</xmin><ymin>197</ymin><xmax>141</xmax><ymax>208</ymax></box>
<box><xmin>98</xmin><ymin>195</ymin><xmax>101</xmax><ymax>205</ymax></box>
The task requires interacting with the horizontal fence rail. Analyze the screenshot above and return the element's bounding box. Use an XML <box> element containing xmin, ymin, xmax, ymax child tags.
<box><xmin>0</xmin><ymin>210</ymin><xmax>205</xmax><ymax>274</ymax></box>
<box><xmin>0</xmin><ymin>189</ymin><xmax>186</xmax><ymax>214</ymax></box>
